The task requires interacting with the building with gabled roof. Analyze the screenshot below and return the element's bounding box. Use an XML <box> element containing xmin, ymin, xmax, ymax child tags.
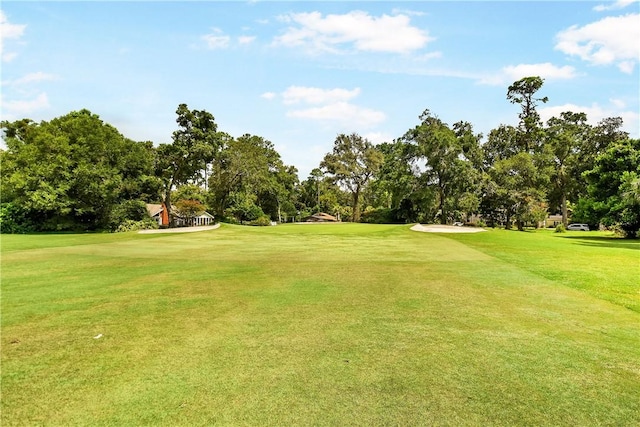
<box><xmin>305</xmin><ymin>212</ymin><xmax>338</xmax><ymax>222</ymax></box>
<box><xmin>146</xmin><ymin>203</ymin><xmax>214</xmax><ymax>227</ymax></box>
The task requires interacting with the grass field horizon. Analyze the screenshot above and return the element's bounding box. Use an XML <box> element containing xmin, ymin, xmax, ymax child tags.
<box><xmin>2</xmin><ymin>223</ymin><xmax>639</xmax><ymax>425</ymax></box>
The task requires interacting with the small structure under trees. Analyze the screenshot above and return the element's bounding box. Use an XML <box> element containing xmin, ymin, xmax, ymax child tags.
<box><xmin>304</xmin><ymin>212</ymin><xmax>338</xmax><ymax>222</ymax></box>
<box><xmin>146</xmin><ymin>203</ymin><xmax>214</xmax><ymax>227</ymax></box>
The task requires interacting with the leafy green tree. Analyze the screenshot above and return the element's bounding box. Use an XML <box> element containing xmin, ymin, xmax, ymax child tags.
<box><xmin>1</xmin><ymin>110</ymin><xmax>158</xmax><ymax>231</ymax></box>
<box><xmin>208</xmin><ymin>133</ymin><xmax>296</xmax><ymax>221</ymax></box>
<box><xmin>402</xmin><ymin>110</ymin><xmax>475</xmax><ymax>224</ymax></box>
<box><xmin>507</xmin><ymin>76</ymin><xmax>548</xmax><ymax>152</ymax></box>
<box><xmin>155</xmin><ymin>104</ymin><xmax>221</xmax><ymax>226</ymax></box>
<box><xmin>489</xmin><ymin>152</ymin><xmax>549</xmax><ymax>230</ymax></box>
<box><xmin>481</xmin><ymin>78</ymin><xmax>551</xmax><ymax>230</ymax></box>
<box><xmin>119</xmin><ymin>140</ymin><xmax>162</xmax><ymax>202</ymax></box>
<box><xmin>372</xmin><ymin>139</ymin><xmax>420</xmax><ymax>221</ymax></box>
<box><xmin>320</xmin><ymin>133</ymin><xmax>383</xmax><ymax>222</ymax></box>
<box><xmin>305</xmin><ymin>168</ymin><xmax>324</xmax><ymax>211</ymax></box>
<box><xmin>588</xmin><ymin>117</ymin><xmax>629</xmax><ymax>157</ymax></box>
<box><xmin>107</xmin><ymin>199</ymin><xmax>154</xmax><ymax>231</ymax></box>
<box><xmin>452</xmin><ymin>121</ymin><xmax>484</xmax><ymax>222</ymax></box>
<box><xmin>173</xmin><ymin>183</ymin><xmax>207</xmax><ymax>204</ymax></box>
<box><xmin>175</xmin><ymin>199</ymin><xmax>206</xmax><ymax>226</ymax></box>
<box><xmin>0</xmin><ymin>202</ymin><xmax>35</xmax><ymax>233</ymax></box>
<box><xmin>227</xmin><ymin>191</ymin><xmax>265</xmax><ymax>224</ymax></box>
<box><xmin>298</xmin><ymin>170</ymin><xmax>348</xmax><ymax>220</ymax></box>
<box><xmin>581</xmin><ymin>138</ymin><xmax>640</xmax><ymax>237</ymax></box>
<box><xmin>544</xmin><ymin>112</ymin><xmax>592</xmax><ymax>227</ymax></box>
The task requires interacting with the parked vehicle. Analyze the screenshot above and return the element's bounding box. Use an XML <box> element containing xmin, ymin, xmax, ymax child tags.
<box><xmin>567</xmin><ymin>223</ymin><xmax>590</xmax><ymax>231</ymax></box>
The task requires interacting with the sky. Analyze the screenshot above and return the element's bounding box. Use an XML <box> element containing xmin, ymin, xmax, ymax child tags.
<box><xmin>1</xmin><ymin>1</ymin><xmax>639</xmax><ymax>179</ymax></box>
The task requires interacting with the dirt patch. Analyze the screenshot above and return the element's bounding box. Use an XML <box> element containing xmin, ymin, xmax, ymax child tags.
<box><xmin>410</xmin><ymin>224</ymin><xmax>486</xmax><ymax>233</ymax></box>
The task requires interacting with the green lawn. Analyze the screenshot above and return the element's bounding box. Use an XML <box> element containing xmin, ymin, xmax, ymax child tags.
<box><xmin>2</xmin><ymin>224</ymin><xmax>639</xmax><ymax>426</ymax></box>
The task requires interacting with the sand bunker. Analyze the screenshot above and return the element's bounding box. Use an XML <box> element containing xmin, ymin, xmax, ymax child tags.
<box><xmin>410</xmin><ymin>224</ymin><xmax>486</xmax><ymax>233</ymax></box>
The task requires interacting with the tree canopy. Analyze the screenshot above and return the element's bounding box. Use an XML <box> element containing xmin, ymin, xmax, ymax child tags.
<box><xmin>321</xmin><ymin>133</ymin><xmax>383</xmax><ymax>222</ymax></box>
<box><xmin>2</xmin><ymin>77</ymin><xmax>638</xmax><ymax>237</ymax></box>
<box><xmin>1</xmin><ymin>110</ymin><xmax>159</xmax><ymax>231</ymax></box>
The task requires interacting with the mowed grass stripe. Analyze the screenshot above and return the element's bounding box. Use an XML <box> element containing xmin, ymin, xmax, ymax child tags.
<box><xmin>442</xmin><ymin>228</ymin><xmax>640</xmax><ymax>312</ymax></box>
<box><xmin>1</xmin><ymin>224</ymin><xmax>639</xmax><ymax>426</ymax></box>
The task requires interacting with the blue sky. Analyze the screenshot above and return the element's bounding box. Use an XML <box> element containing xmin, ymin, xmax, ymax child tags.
<box><xmin>1</xmin><ymin>1</ymin><xmax>639</xmax><ymax>179</ymax></box>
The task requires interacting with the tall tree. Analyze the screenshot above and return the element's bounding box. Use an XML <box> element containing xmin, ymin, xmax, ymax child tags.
<box><xmin>155</xmin><ymin>104</ymin><xmax>221</xmax><ymax>226</ymax></box>
<box><xmin>402</xmin><ymin>110</ymin><xmax>473</xmax><ymax>224</ymax></box>
<box><xmin>544</xmin><ymin>111</ymin><xmax>592</xmax><ymax>227</ymax></box>
<box><xmin>321</xmin><ymin>133</ymin><xmax>383</xmax><ymax>222</ymax></box>
<box><xmin>1</xmin><ymin>110</ymin><xmax>158</xmax><ymax>231</ymax></box>
<box><xmin>507</xmin><ymin>76</ymin><xmax>548</xmax><ymax>152</ymax></box>
<box><xmin>581</xmin><ymin>138</ymin><xmax>640</xmax><ymax>238</ymax></box>
<box><xmin>489</xmin><ymin>152</ymin><xmax>549</xmax><ymax>230</ymax></box>
<box><xmin>480</xmin><ymin>77</ymin><xmax>551</xmax><ymax>230</ymax></box>
<box><xmin>298</xmin><ymin>170</ymin><xmax>345</xmax><ymax>219</ymax></box>
<box><xmin>208</xmin><ymin>133</ymin><xmax>297</xmax><ymax>222</ymax></box>
<box><xmin>373</xmin><ymin>139</ymin><xmax>420</xmax><ymax>220</ymax></box>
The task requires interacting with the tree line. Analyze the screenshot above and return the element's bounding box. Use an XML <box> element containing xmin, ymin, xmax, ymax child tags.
<box><xmin>1</xmin><ymin>76</ymin><xmax>639</xmax><ymax>237</ymax></box>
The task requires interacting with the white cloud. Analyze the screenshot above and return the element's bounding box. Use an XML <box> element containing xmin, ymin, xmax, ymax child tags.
<box><xmin>391</xmin><ymin>8</ymin><xmax>426</xmax><ymax>17</ymax></box>
<box><xmin>555</xmin><ymin>13</ymin><xmax>640</xmax><ymax>73</ymax></box>
<box><xmin>0</xmin><ymin>10</ymin><xmax>27</xmax><ymax>62</ymax></box>
<box><xmin>286</xmin><ymin>101</ymin><xmax>386</xmax><ymax>128</ymax></box>
<box><xmin>268</xmin><ymin>85</ymin><xmax>386</xmax><ymax>128</ymax></box>
<box><xmin>2</xmin><ymin>52</ymin><xmax>18</xmax><ymax>62</ymax></box>
<box><xmin>540</xmin><ymin>102</ymin><xmax>639</xmax><ymax>138</ymax></box>
<box><xmin>238</xmin><ymin>35</ymin><xmax>256</xmax><ymax>45</ymax></box>
<box><xmin>610</xmin><ymin>98</ymin><xmax>626</xmax><ymax>109</ymax></box>
<box><xmin>593</xmin><ymin>0</ymin><xmax>638</xmax><ymax>12</ymax></box>
<box><xmin>202</xmin><ymin>28</ymin><xmax>230</xmax><ymax>49</ymax></box>
<box><xmin>6</xmin><ymin>71</ymin><xmax>57</xmax><ymax>86</ymax></box>
<box><xmin>0</xmin><ymin>92</ymin><xmax>50</xmax><ymax>120</ymax></box>
<box><xmin>479</xmin><ymin>63</ymin><xmax>578</xmax><ymax>86</ymax></box>
<box><xmin>273</xmin><ymin>10</ymin><xmax>433</xmax><ymax>54</ymax></box>
<box><xmin>282</xmin><ymin>86</ymin><xmax>360</xmax><ymax>105</ymax></box>
<box><xmin>362</xmin><ymin>131</ymin><xmax>394</xmax><ymax>144</ymax></box>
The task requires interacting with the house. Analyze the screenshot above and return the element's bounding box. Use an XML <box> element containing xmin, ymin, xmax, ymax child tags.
<box><xmin>146</xmin><ymin>203</ymin><xmax>215</xmax><ymax>227</ymax></box>
<box><xmin>146</xmin><ymin>204</ymin><xmax>169</xmax><ymax>226</ymax></box>
<box><xmin>305</xmin><ymin>212</ymin><xmax>338</xmax><ymax>222</ymax></box>
<box><xmin>541</xmin><ymin>214</ymin><xmax>564</xmax><ymax>228</ymax></box>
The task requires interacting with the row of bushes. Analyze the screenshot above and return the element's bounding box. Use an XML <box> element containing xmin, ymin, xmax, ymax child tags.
<box><xmin>0</xmin><ymin>200</ymin><xmax>158</xmax><ymax>234</ymax></box>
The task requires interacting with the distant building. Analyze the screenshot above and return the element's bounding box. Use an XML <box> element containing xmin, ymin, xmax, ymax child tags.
<box><xmin>304</xmin><ymin>212</ymin><xmax>338</xmax><ymax>222</ymax></box>
<box><xmin>146</xmin><ymin>203</ymin><xmax>215</xmax><ymax>227</ymax></box>
<box><xmin>543</xmin><ymin>214</ymin><xmax>564</xmax><ymax>228</ymax></box>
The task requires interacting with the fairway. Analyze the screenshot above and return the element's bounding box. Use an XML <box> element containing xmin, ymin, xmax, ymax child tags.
<box><xmin>2</xmin><ymin>224</ymin><xmax>639</xmax><ymax>426</ymax></box>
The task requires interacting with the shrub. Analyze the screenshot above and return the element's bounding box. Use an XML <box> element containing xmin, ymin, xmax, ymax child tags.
<box><xmin>555</xmin><ymin>224</ymin><xmax>566</xmax><ymax>233</ymax></box>
<box><xmin>360</xmin><ymin>207</ymin><xmax>396</xmax><ymax>224</ymax></box>
<box><xmin>108</xmin><ymin>200</ymin><xmax>150</xmax><ymax>231</ymax></box>
<box><xmin>249</xmin><ymin>215</ymin><xmax>272</xmax><ymax>227</ymax></box>
<box><xmin>220</xmin><ymin>215</ymin><xmax>240</xmax><ymax>225</ymax></box>
<box><xmin>0</xmin><ymin>203</ymin><xmax>36</xmax><ymax>234</ymax></box>
<box><xmin>115</xmin><ymin>218</ymin><xmax>158</xmax><ymax>233</ymax></box>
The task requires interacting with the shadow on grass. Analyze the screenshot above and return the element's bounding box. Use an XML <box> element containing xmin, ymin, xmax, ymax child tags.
<box><xmin>562</xmin><ymin>235</ymin><xmax>640</xmax><ymax>250</ymax></box>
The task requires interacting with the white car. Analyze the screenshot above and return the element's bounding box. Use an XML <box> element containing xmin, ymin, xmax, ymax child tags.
<box><xmin>567</xmin><ymin>223</ymin><xmax>590</xmax><ymax>231</ymax></box>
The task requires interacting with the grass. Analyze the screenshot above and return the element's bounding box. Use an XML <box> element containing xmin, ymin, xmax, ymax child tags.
<box><xmin>1</xmin><ymin>224</ymin><xmax>639</xmax><ymax>426</ymax></box>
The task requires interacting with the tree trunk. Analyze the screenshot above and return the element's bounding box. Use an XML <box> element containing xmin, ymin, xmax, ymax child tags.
<box><xmin>561</xmin><ymin>192</ymin><xmax>568</xmax><ymax>228</ymax></box>
<box><xmin>277</xmin><ymin>198</ymin><xmax>282</xmax><ymax>223</ymax></box>
<box><xmin>352</xmin><ymin>187</ymin><xmax>361</xmax><ymax>222</ymax></box>
<box><xmin>439</xmin><ymin>185</ymin><xmax>446</xmax><ymax>224</ymax></box>
<box><xmin>163</xmin><ymin>189</ymin><xmax>173</xmax><ymax>228</ymax></box>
